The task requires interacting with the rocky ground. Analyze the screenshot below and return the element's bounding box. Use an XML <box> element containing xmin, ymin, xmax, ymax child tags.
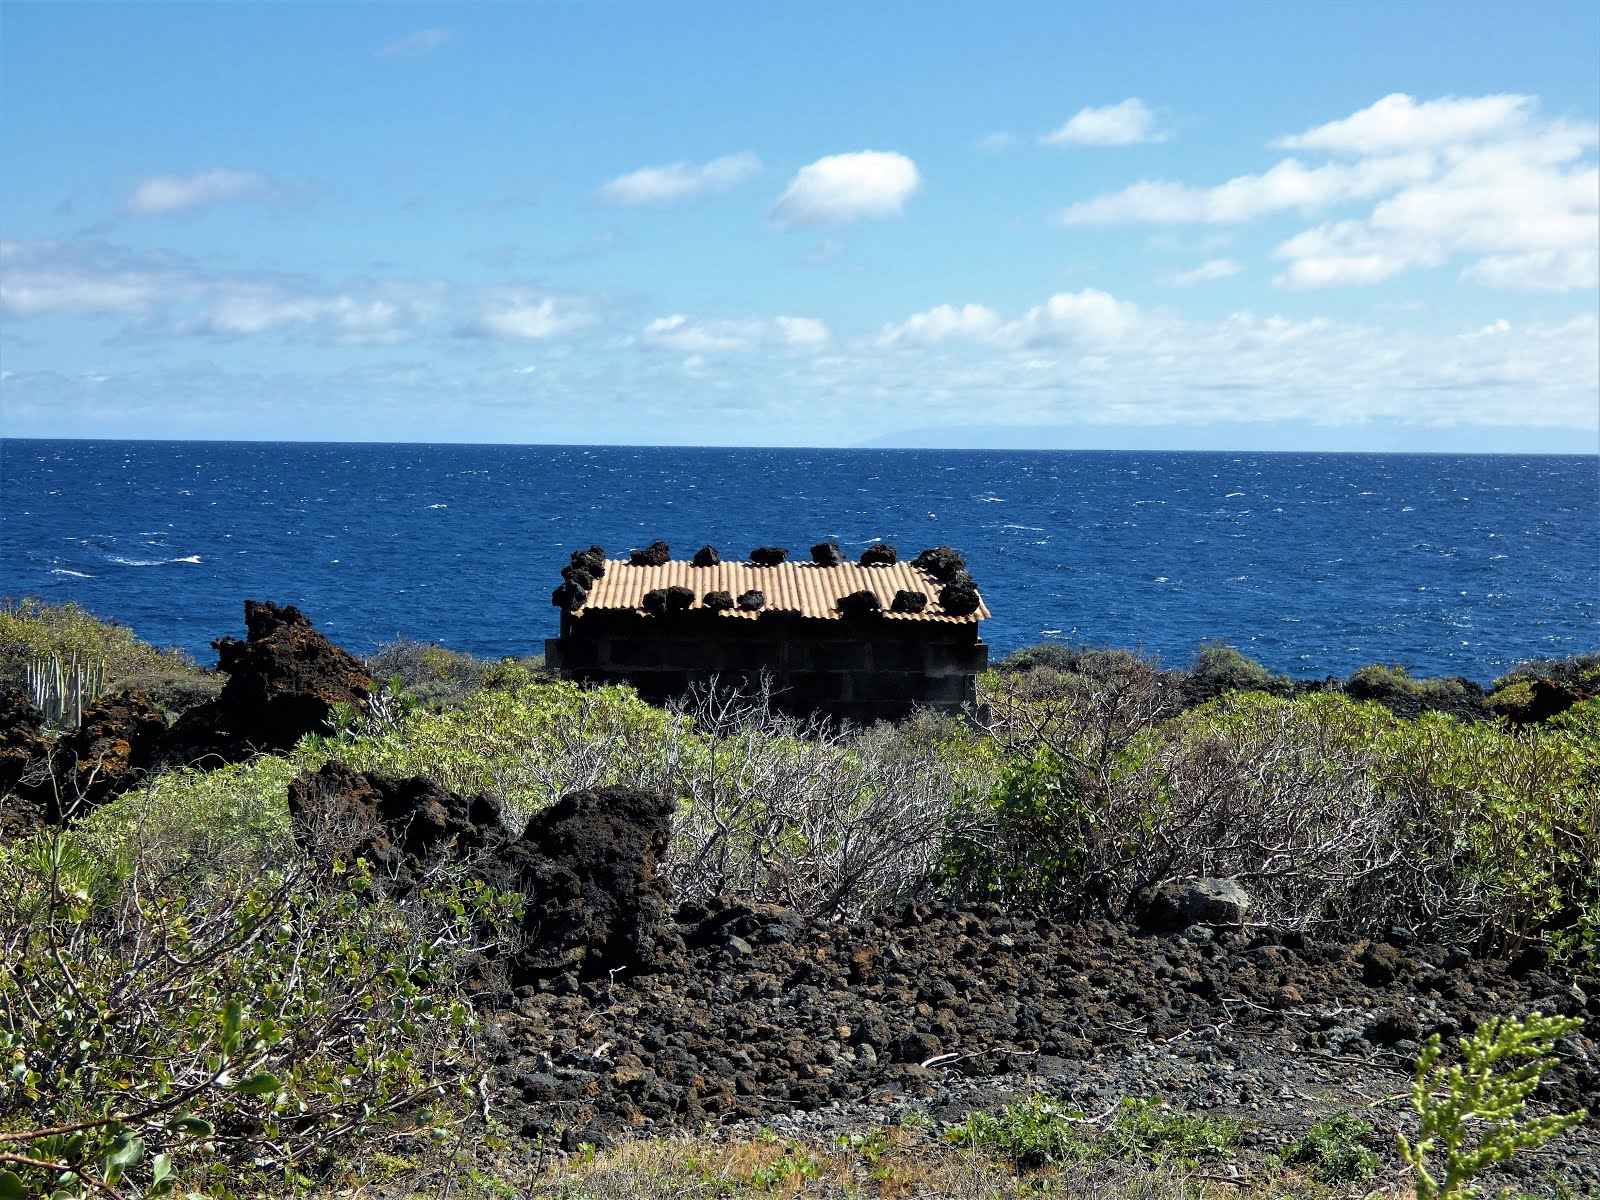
<box><xmin>485</xmin><ymin>896</ymin><xmax>1600</xmax><ymax>1192</ymax></box>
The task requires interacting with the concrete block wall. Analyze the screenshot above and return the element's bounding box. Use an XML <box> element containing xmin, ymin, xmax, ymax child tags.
<box><xmin>547</xmin><ymin>610</ymin><xmax>986</xmax><ymax>720</ymax></box>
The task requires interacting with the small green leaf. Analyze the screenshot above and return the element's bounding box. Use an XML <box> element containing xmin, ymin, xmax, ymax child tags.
<box><xmin>167</xmin><ymin>1115</ymin><xmax>214</xmax><ymax>1137</ymax></box>
<box><xmin>234</xmin><ymin>1072</ymin><xmax>281</xmax><ymax>1095</ymax></box>
<box><xmin>0</xmin><ymin>1170</ymin><xmax>27</xmax><ymax>1199</ymax></box>
<box><xmin>222</xmin><ymin>999</ymin><xmax>243</xmax><ymax>1055</ymax></box>
<box><xmin>151</xmin><ymin>1151</ymin><xmax>174</xmax><ymax>1184</ymax></box>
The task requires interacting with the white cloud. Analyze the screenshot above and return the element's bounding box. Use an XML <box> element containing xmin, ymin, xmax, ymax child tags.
<box><xmin>1062</xmin><ymin>91</ymin><xmax>1598</xmax><ymax>293</ymax></box>
<box><xmin>179</xmin><ymin>285</ymin><xmax>441</xmax><ymax>345</ymax></box>
<box><xmin>1460</xmin><ymin>248</ymin><xmax>1600</xmax><ymax>292</ymax></box>
<box><xmin>1042</xmin><ymin>98</ymin><xmax>1164</xmax><ymax>147</ymax></box>
<box><xmin>124</xmin><ymin>168</ymin><xmax>272</xmax><ymax>216</ymax></box>
<box><xmin>1164</xmin><ymin>258</ymin><xmax>1242</xmax><ymax>287</ymax></box>
<box><xmin>880</xmin><ymin>291</ymin><xmax>1141</xmax><ymax>349</ymax></box>
<box><xmin>879</xmin><ymin>303</ymin><xmax>1003</xmax><ymax>347</ymax></box>
<box><xmin>774</xmin><ymin>316</ymin><xmax>830</xmax><ymax>347</ymax></box>
<box><xmin>0</xmin><ymin>240</ymin><xmax>445</xmax><ymax>344</ymax></box>
<box><xmin>1011</xmin><ymin>289</ymin><xmax>1143</xmax><ymax>345</ymax></box>
<box><xmin>642</xmin><ymin>313</ymin><xmax>830</xmax><ymax>353</ymax></box>
<box><xmin>375</xmin><ymin>28</ymin><xmax>456</xmax><ymax>60</ymax></box>
<box><xmin>769</xmin><ymin>151</ymin><xmax>920</xmax><ymax>228</ymax></box>
<box><xmin>598</xmin><ymin>152</ymin><xmax>761</xmax><ymax>206</ymax></box>
<box><xmin>463</xmin><ymin>293</ymin><xmax>595</xmax><ymax>341</ymax></box>
<box><xmin>1061</xmin><ymin>154</ymin><xmax>1432</xmax><ymax>224</ymax></box>
<box><xmin>1274</xmin><ymin>92</ymin><xmax>1535</xmax><ymax>154</ymax></box>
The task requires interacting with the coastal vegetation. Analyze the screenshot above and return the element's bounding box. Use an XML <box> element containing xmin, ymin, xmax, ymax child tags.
<box><xmin>0</xmin><ymin>599</ymin><xmax>1594</xmax><ymax>1198</ymax></box>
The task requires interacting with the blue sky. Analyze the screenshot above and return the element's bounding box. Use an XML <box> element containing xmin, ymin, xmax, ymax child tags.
<box><xmin>2</xmin><ymin>1</ymin><xmax>1596</xmax><ymax>450</ymax></box>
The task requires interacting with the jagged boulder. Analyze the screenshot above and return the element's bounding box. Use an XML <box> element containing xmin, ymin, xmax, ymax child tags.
<box><xmin>938</xmin><ymin>579</ymin><xmax>981</xmax><ymax>616</ymax></box>
<box><xmin>641</xmin><ymin>588</ymin><xmax>669</xmax><ymax>616</ymax></box>
<box><xmin>0</xmin><ymin>687</ymin><xmax>50</xmax><ymax>840</ymax></box>
<box><xmin>836</xmin><ymin>590</ymin><xmax>882</xmax><ymax>618</ymax></box>
<box><xmin>500</xmin><ymin>786</ymin><xmax>680</xmax><ymax>982</ymax></box>
<box><xmin>811</xmin><ymin>542</ymin><xmax>843</xmax><ymax>567</ymax></box>
<box><xmin>43</xmin><ymin>689</ymin><xmax>168</xmax><ymax>822</ymax></box>
<box><xmin>890</xmin><ymin>589</ymin><xmax>928</xmax><ymax>614</ymax></box>
<box><xmin>167</xmin><ymin>601</ymin><xmax>373</xmax><ymax>762</ymax></box>
<box><xmin>287</xmin><ymin>761</ymin><xmax>504</xmax><ymax>893</ymax></box>
<box><xmin>749</xmin><ymin>546</ymin><xmax>788</xmax><ymax>566</ymax></box>
<box><xmin>570</xmin><ymin>546</ymin><xmax>607</xmax><ymax>579</ymax></box>
<box><xmin>552</xmin><ymin>581</ymin><xmax>588</xmax><ymax>612</ymax></box>
<box><xmin>737</xmin><ymin>590</ymin><xmax>766</xmax><ymax>612</ymax></box>
<box><xmin>702</xmin><ymin>590</ymin><xmax>734</xmax><ymax>612</ymax></box>
<box><xmin>912</xmin><ymin>546</ymin><xmax>966</xmax><ymax>582</ymax></box>
<box><xmin>630</xmin><ymin>541</ymin><xmax>670</xmax><ymax>567</ymax></box>
<box><xmin>859</xmin><ymin>544</ymin><xmax>897</xmax><ymax>566</ymax></box>
<box><xmin>1138</xmin><ymin>877</ymin><xmax>1251</xmax><ymax>932</ymax></box>
<box><xmin>692</xmin><ymin>545</ymin><xmax>721</xmax><ymax>568</ymax></box>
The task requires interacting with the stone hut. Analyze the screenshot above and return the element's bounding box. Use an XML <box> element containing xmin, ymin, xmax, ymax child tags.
<box><xmin>546</xmin><ymin>544</ymin><xmax>990</xmax><ymax>722</ymax></box>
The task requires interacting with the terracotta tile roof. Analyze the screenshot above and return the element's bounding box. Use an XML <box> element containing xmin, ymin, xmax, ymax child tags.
<box><xmin>575</xmin><ymin>560</ymin><xmax>990</xmax><ymax>623</ymax></box>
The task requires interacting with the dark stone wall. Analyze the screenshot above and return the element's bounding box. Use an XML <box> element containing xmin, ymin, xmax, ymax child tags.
<box><xmin>546</xmin><ymin>610</ymin><xmax>986</xmax><ymax>721</ymax></box>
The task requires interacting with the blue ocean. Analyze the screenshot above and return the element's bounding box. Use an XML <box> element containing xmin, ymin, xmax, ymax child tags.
<box><xmin>2</xmin><ymin>440</ymin><xmax>1596</xmax><ymax>682</ymax></box>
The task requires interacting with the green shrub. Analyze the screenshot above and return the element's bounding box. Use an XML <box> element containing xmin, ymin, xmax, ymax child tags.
<box><xmin>1492</xmin><ymin>653</ymin><xmax>1600</xmax><ymax>694</ymax></box>
<box><xmin>1398</xmin><ymin>1012</ymin><xmax>1587</xmax><ymax>1200</ymax></box>
<box><xmin>1281</xmin><ymin>1112</ymin><xmax>1379</xmax><ymax>1183</ymax></box>
<box><xmin>364</xmin><ymin>639</ymin><xmax>498</xmax><ymax>710</ymax></box>
<box><xmin>0</xmin><ymin>824</ymin><xmax>519</xmax><ymax>1199</ymax></box>
<box><xmin>1102</xmin><ymin>1097</ymin><xmax>1239</xmax><ymax>1163</ymax></box>
<box><xmin>0</xmin><ymin>598</ymin><xmax>200</xmax><ymax>693</ymax></box>
<box><xmin>1346</xmin><ymin>662</ymin><xmax>1473</xmax><ymax>700</ymax></box>
<box><xmin>306</xmin><ymin>677</ymin><xmax>689</xmax><ymax>829</ymax></box>
<box><xmin>945</xmin><ymin>1095</ymin><xmax>1096</xmax><ymax>1168</ymax></box>
<box><xmin>1188</xmin><ymin>639</ymin><xmax>1283</xmax><ymax>693</ymax></box>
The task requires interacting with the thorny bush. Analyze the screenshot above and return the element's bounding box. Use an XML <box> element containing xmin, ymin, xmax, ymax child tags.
<box><xmin>0</xmin><ymin>816</ymin><xmax>519</xmax><ymax>1199</ymax></box>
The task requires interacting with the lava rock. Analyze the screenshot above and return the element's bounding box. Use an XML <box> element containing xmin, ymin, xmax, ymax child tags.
<box><xmin>737</xmin><ymin>590</ymin><xmax>766</xmax><ymax>612</ymax></box>
<box><xmin>703</xmin><ymin>591</ymin><xmax>734</xmax><ymax>612</ymax></box>
<box><xmin>938</xmin><ymin>580</ymin><xmax>982</xmax><ymax>617</ymax></box>
<box><xmin>1360</xmin><ymin>941</ymin><xmax>1403</xmax><ymax>985</ymax></box>
<box><xmin>836</xmin><ymin>590</ymin><xmax>882</xmax><ymax>618</ymax></box>
<box><xmin>630</xmin><ymin>541</ymin><xmax>671</xmax><ymax>567</ymax></box>
<box><xmin>890</xmin><ymin>590</ymin><xmax>928</xmax><ymax>614</ymax></box>
<box><xmin>570</xmin><ymin>547</ymin><xmax>606</xmax><ymax>579</ymax></box>
<box><xmin>692</xmin><ymin>545</ymin><xmax>722</xmax><ymax>568</ymax></box>
<box><xmin>166</xmin><ymin>601</ymin><xmax>373</xmax><ymax>762</ymax></box>
<box><xmin>811</xmin><ymin>542</ymin><xmax>844</xmax><ymax>567</ymax></box>
<box><xmin>1139</xmin><ymin>878</ymin><xmax>1251</xmax><ymax>932</ymax></box>
<box><xmin>0</xmin><ymin>686</ymin><xmax>50</xmax><ymax>840</ymax></box>
<box><xmin>287</xmin><ymin>761</ymin><xmax>505</xmax><ymax>895</ymax></box>
<box><xmin>664</xmin><ymin>586</ymin><xmax>695</xmax><ymax>612</ymax></box>
<box><xmin>750</xmin><ymin>547</ymin><xmax>789</xmax><ymax>567</ymax></box>
<box><xmin>642</xmin><ymin>589</ymin><xmax>669</xmax><ymax>616</ymax></box>
<box><xmin>912</xmin><ymin>546</ymin><xmax>967</xmax><ymax>582</ymax></box>
<box><xmin>552</xmin><ymin>582</ymin><xmax>588</xmax><ymax>612</ymax></box>
<box><xmin>43</xmin><ymin>689</ymin><xmax>169</xmax><ymax>822</ymax></box>
<box><xmin>859</xmin><ymin>544</ymin><xmax>898</xmax><ymax>567</ymax></box>
<box><xmin>561</xmin><ymin>564</ymin><xmax>595</xmax><ymax>588</ymax></box>
<box><xmin>501</xmin><ymin>786</ymin><xmax>680</xmax><ymax>982</ymax></box>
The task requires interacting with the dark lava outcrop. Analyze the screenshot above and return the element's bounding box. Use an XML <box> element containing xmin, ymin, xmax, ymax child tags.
<box><xmin>859</xmin><ymin>544</ymin><xmax>897</xmax><ymax>566</ymax></box>
<box><xmin>287</xmin><ymin>760</ymin><xmax>504</xmax><ymax>894</ymax></box>
<box><xmin>500</xmin><ymin>786</ymin><xmax>680</xmax><ymax>985</ymax></box>
<box><xmin>167</xmin><ymin>601</ymin><xmax>373</xmax><ymax>762</ymax></box>
<box><xmin>0</xmin><ymin>686</ymin><xmax>50</xmax><ymax>839</ymax></box>
<box><xmin>811</xmin><ymin>542</ymin><xmax>844</xmax><ymax>567</ymax></box>
<box><xmin>891</xmin><ymin>589</ymin><xmax>928</xmax><ymax>614</ymax></box>
<box><xmin>630</xmin><ymin>541</ymin><xmax>671</xmax><ymax>567</ymax></box>
<box><xmin>750</xmin><ymin>547</ymin><xmax>788</xmax><ymax>566</ymax></box>
<box><xmin>43</xmin><ymin>689</ymin><xmax>168</xmax><ymax>821</ymax></box>
<box><xmin>692</xmin><ymin>545</ymin><xmax>722</xmax><ymax>568</ymax></box>
<box><xmin>287</xmin><ymin>769</ymin><xmax>680</xmax><ymax>989</ymax></box>
<box><xmin>836</xmin><ymin>590</ymin><xmax>882</xmax><ymax>618</ymax></box>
